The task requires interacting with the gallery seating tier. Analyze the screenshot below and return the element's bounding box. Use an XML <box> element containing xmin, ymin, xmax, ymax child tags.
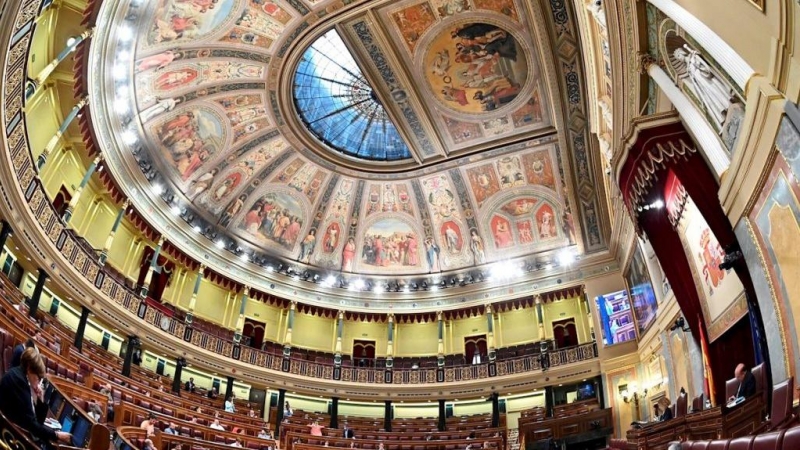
<box><xmin>672</xmin><ymin>426</ymin><xmax>800</xmax><ymax>450</ymax></box>
<box><xmin>284</xmin><ymin>433</ymin><xmax>504</xmax><ymax>450</ymax></box>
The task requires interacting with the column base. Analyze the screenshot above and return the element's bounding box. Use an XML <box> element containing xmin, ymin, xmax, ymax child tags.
<box><xmin>139</xmin><ymin>286</ymin><xmax>149</xmax><ymax>298</ymax></box>
<box><xmin>62</xmin><ymin>208</ymin><xmax>73</xmax><ymax>224</ymax></box>
<box><xmin>98</xmin><ymin>251</ymin><xmax>108</xmax><ymax>267</ymax></box>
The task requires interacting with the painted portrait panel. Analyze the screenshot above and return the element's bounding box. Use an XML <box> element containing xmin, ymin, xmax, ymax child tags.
<box><xmin>392</xmin><ymin>2</ymin><xmax>437</xmax><ymax>53</ymax></box>
<box><xmin>424</xmin><ymin>22</ymin><xmax>528</xmax><ymax>114</ymax></box>
<box><xmin>444</xmin><ymin>116</ymin><xmax>483</xmax><ymax>144</ymax></box>
<box><xmin>522</xmin><ymin>149</ymin><xmax>555</xmax><ymax>190</ymax></box>
<box><xmin>501</xmin><ymin>198</ymin><xmax>538</xmax><ymax>216</ymax></box>
<box><xmin>466</xmin><ymin>164</ymin><xmax>501</xmax><ymax>207</ymax></box>
<box><xmin>322</xmin><ymin>222</ymin><xmax>342</xmax><ymax>254</ymax></box>
<box><xmin>441</xmin><ymin>221</ymin><xmax>463</xmax><ymax>254</ymax></box>
<box><xmin>516</xmin><ymin>220</ymin><xmax>534</xmax><ymax>244</ymax></box>
<box><xmin>361</xmin><ymin>218</ymin><xmax>422</xmax><ymax>269</ymax></box>
<box><xmin>238</xmin><ymin>191</ymin><xmax>305</xmax><ymax>250</ymax></box>
<box><xmin>490</xmin><ymin>215</ymin><xmax>513</xmax><ymax>249</ymax></box>
<box><xmin>473</xmin><ymin>0</ymin><xmax>518</xmax><ymax>20</ymax></box>
<box><xmin>625</xmin><ymin>241</ymin><xmax>659</xmax><ymax>337</ymax></box>
<box><xmin>534</xmin><ymin>203</ymin><xmax>557</xmax><ymax>240</ymax></box>
<box><xmin>146</xmin><ymin>0</ymin><xmax>237</xmax><ymax>46</ymax></box>
<box><xmin>750</xmin><ymin>154</ymin><xmax>800</xmax><ymax>382</ymax></box>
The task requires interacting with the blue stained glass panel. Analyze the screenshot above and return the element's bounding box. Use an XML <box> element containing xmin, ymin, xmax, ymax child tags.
<box><xmin>293</xmin><ymin>29</ymin><xmax>412</xmax><ymax>162</ymax></box>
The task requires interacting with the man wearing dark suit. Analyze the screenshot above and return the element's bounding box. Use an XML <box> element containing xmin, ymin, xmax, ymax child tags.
<box><xmin>732</xmin><ymin>363</ymin><xmax>756</xmax><ymax>401</ymax></box>
<box><xmin>343</xmin><ymin>424</ymin><xmax>355</xmax><ymax>439</ymax></box>
<box><xmin>184</xmin><ymin>377</ymin><xmax>196</xmax><ymax>393</ymax></box>
<box><xmin>0</xmin><ymin>348</ymin><xmax>71</xmax><ymax>444</ymax></box>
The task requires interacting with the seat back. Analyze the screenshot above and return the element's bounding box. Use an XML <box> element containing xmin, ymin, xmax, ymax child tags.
<box><xmin>676</xmin><ymin>393</ymin><xmax>688</xmax><ymax>417</ymax></box>
<box><xmin>727</xmin><ymin>436</ymin><xmax>754</xmax><ymax>450</ymax></box>
<box><xmin>783</xmin><ymin>426</ymin><xmax>800</xmax><ymax>449</ymax></box>
<box><xmin>690</xmin><ymin>442</ymin><xmax>711</xmax><ymax>450</ymax></box>
<box><xmin>769</xmin><ymin>377</ymin><xmax>794</xmax><ymax>428</ymax></box>
<box><xmin>692</xmin><ymin>394</ymin><xmax>704</xmax><ymax>412</ymax></box>
<box><xmin>726</xmin><ymin>378</ymin><xmax>739</xmax><ymax>400</ymax></box>
<box><xmin>706</xmin><ymin>441</ymin><xmax>729</xmax><ymax>450</ymax></box>
<box><xmin>752</xmin><ymin>363</ymin><xmax>767</xmax><ymax>405</ymax></box>
<box><xmin>752</xmin><ymin>431</ymin><xmax>783</xmax><ymax>450</ymax></box>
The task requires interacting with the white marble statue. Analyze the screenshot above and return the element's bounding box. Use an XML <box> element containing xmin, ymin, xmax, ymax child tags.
<box><xmin>672</xmin><ymin>45</ymin><xmax>731</xmax><ymax>129</ymax></box>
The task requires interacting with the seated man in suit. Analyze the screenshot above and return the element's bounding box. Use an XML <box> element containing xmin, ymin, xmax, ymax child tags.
<box><xmin>729</xmin><ymin>363</ymin><xmax>756</xmax><ymax>402</ymax></box>
<box><xmin>343</xmin><ymin>423</ymin><xmax>355</xmax><ymax>439</ymax></box>
<box><xmin>184</xmin><ymin>377</ymin><xmax>196</xmax><ymax>393</ymax></box>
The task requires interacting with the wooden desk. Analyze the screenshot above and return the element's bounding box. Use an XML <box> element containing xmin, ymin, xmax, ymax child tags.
<box><xmin>520</xmin><ymin>408</ymin><xmax>612</xmax><ymax>445</ymax></box>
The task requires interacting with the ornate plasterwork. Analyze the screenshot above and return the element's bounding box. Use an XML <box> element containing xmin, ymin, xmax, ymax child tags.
<box><xmin>79</xmin><ymin>0</ymin><xmax>612</xmax><ymax>307</ymax></box>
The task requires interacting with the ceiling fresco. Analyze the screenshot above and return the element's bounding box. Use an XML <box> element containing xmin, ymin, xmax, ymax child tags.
<box><xmin>90</xmin><ymin>0</ymin><xmax>608</xmax><ymax>291</ymax></box>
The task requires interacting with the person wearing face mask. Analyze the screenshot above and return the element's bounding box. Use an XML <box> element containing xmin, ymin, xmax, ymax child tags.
<box><xmin>0</xmin><ymin>348</ymin><xmax>72</xmax><ymax>444</ymax></box>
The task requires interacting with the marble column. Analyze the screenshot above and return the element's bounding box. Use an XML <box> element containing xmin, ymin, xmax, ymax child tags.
<box><xmin>283</xmin><ymin>302</ymin><xmax>295</xmax><ymax>356</ymax></box>
<box><xmin>437</xmin><ymin>311</ymin><xmax>445</xmax><ymax>367</ymax></box>
<box><xmin>28</xmin><ymin>268</ymin><xmax>48</xmax><ymax>318</ymax></box>
<box><xmin>38</xmin><ymin>97</ymin><xmax>88</xmax><ymax>170</ymax></box>
<box><xmin>139</xmin><ymin>237</ymin><xmax>165</xmax><ymax>298</ymax></box>
<box><xmin>386</xmin><ymin>314</ymin><xmax>394</xmax><ymax>368</ymax></box>
<box><xmin>233</xmin><ymin>286</ymin><xmax>249</xmax><ymax>344</ymax></box>
<box><xmin>63</xmin><ymin>155</ymin><xmax>102</xmax><ymax>224</ymax></box>
<box><xmin>99</xmin><ymin>199</ymin><xmax>129</xmax><ymax>266</ymax></box>
<box><xmin>486</xmin><ymin>304</ymin><xmax>496</xmax><ymax>361</ymax></box>
<box><xmin>32</xmin><ymin>29</ymin><xmax>93</xmax><ymax>95</ymax></box>
<box><xmin>172</xmin><ymin>357</ymin><xmax>186</xmax><ymax>394</ymax></box>
<box><xmin>334</xmin><ymin>311</ymin><xmax>344</xmax><ymax>365</ymax></box>
<box><xmin>74</xmin><ymin>306</ymin><xmax>90</xmax><ymax>352</ymax></box>
<box><xmin>185</xmin><ymin>264</ymin><xmax>205</xmax><ymax>326</ymax></box>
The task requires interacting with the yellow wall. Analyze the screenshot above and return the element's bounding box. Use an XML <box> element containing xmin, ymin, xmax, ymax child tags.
<box><xmin>452</xmin><ymin>399</ymin><xmax>491</xmax><ymax>417</ymax></box>
<box><xmin>394</xmin><ymin>403</ymin><xmax>438</xmax><ymax>418</ymax></box>
<box><xmin>447</xmin><ymin>315</ymin><xmax>488</xmax><ymax>354</ymax></box>
<box><xmin>671</xmin><ymin>0</ymin><xmax>777</xmax><ymax>77</ymax></box>
<box><xmin>342</xmin><ymin>319</ymin><xmax>388</xmax><ymax>356</ymax></box>
<box><xmin>292</xmin><ymin>312</ymin><xmax>335</xmax><ymax>351</ymax></box>
<box><xmin>282</xmin><ymin>394</ymin><xmax>329</xmax><ymax>414</ymax></box>
<box><xmin>498</xmin><ymin>308</ymin><xmax>538</xmax><ymax>347</ymax></box>
<box><xmin>542</xmin><ymin>297</ymin><xmax>590</xmax><ymax>344</ymax></box>
<box><xmin>243</xmin><ymin>301</ymin><xmax>284</xmax><ymax>343</ymax></box>
<box><xmin>339</xmin><ymin>401</ymin><xmax>384</xmax><ymax>418</ymax></box>
<box><xmin>395</xmin><ymin>321</ymin><xmax>437</xmax><ymax>356</ymax></box>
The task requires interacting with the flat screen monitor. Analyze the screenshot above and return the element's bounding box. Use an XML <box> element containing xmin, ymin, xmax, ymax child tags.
<box><xmin>61</xmin><ymin>416</ymin><xmax>74</xmax><ymax>434</ymax></box>
<box><xmin>58</xmin><ymin>404</ymin><xmax>75</xmax><ymax>423</ymax></box>
<box><xmin>71</xmin><ymin>417</ymin><xmax>91</xmax><ymax>448</ymax></box>
<box><xmin>48</xmin><ymin>390</ymin><xmax>64</xmax><ymax>415</ymax></box>
<box><xmin>577</xmin><ymin>382</ymin><xmax>596</xmax><ymax>401</ymax></box>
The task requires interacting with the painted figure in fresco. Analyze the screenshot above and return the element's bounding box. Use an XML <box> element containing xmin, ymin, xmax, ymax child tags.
<box><xmin>441</xmin><ymin>86</ymin><xmax>469</xmax><ymax>106</ymax></box>
<box><xmin>324</xmin><ymin>224</ymin><xmax>339</xmax><ymax>253</ymax></box>
<box><xmin>539</xmin><ymin>209</ymin><xmax>554</xmax><ymax>239</ymax></box>
<box><xmin>469</xmin><ymin>229</ymin><xmax>485</xmax><ymax>264</ymax></box>
<box><xmin>139</xmin><ymin>97</ymin><xmax>180</xmax><ymax>124</ymax></box>
<box><xmin>406</xmin><ymin>234</ymin><xmax>419</xmax><ymax>266</ymax></box>
<box><xmin>425</xmin><ymin>238</ymin><xmax>441</xmax><ymax>273</ymax></box>
<box><xmin>187</xmin><ymin>168</ymin><xmax>218</xmax><ymax>198</ymax></box>
<box><xmin>444</xmin><ymin>223</ymin><xmax>460</xmax><ymax>253</ymax></box>
<box><xmin>219</xmin><ymin>194</ymin><xmax>246</xmax><ymax>227</ymax></box>
<box><xmin>492</xmin><ymin>217</ymin><xmax>513</xmax><ymax>248</ymax></box>
<box><xmin>136</xmin><ymin>50</ymin><xmax>182</xmax><ymax>72</ymax></box>
<box><xmin>672</xmin><ymin>45</ymin><xmax>732</xmax><ymax>129</ymax></box>
<box><xmin>341</xmin><ymin>237</ymin><xmax>356</xmax><ymax>272</ymax></box>
<box><xmin>431</xmin><ymin>50</ymin><xmax>451</xmax><ymax>77</ymax></box>
<box><xmin>299</xmin><ymin>230</ymin><xmax>316</xmax><ymax>263</ymax></box>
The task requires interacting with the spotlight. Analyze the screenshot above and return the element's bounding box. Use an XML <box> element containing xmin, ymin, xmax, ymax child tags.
<box><xmin>450</xmin><ymin>278</ymin><xmax>457</xmax><ymax>286</ymax></box>
<box><xmin>313</xmin><ymin>274</ymin><xmax>320</xmax><ymax>283</ymax></box>
<box><xmin>421</xmin><ymin>281</ymin><xmax>428</xmax><ymax>290</ymax></box>
<box><xmin>276</xmin><ymin>264</ymin><xmax>285</xmax><ymax>273</ymax></box>
<box><xmin>266</xmin><ymin>265</ymin><xmax>274</xmax><ymax>272</ymax></box>
<box><xmin>152</xmin><ymin>184</ymin><xmax>164</xmax><ymax>195</ymax></box>
<box><xmin>215</xmin><ymin>240</ymin><xmax>225</xmax><ymax>249</ymax></box>
<box><xmin>411</xmin><ymin>283</ymin><xmax>418</xmax><ymax>291</ymax></box>
<box><xmin>557</xmin><ymin>248</ymin><xmax>575</xmax><ymax>266</ymax></box>
<box><xmin>440</xmin><ymin>280</ymin><xmax>446</xmax><ymax>288</ymax></box>
<box><xmin>353</xmin><ymin>279</ymin><xmax>365</xmax><ymax>290</ymax></box>
<box><xmin>373</xmin><ymin>284</ymin><xmax>384</xmax><ymax>294</ymax></box>
<box><xmin>323</xmin><ymin>275</ymin><xmax>336</xmax><ymax>287</ymax></box>
<box><xmin>121</xmin><ymin>129</ymin><xmax>137</xmax><ymax>145</ymax></box>
<box><xmin>302</xmin><ymin>271</ymin><xmax>310</xmax><ymax>281</ymax></box>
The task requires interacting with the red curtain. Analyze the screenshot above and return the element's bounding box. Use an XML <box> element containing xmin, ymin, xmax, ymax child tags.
<box><xmin>243</xmin><ymin>318</ymin><xmax>265</xmax><ymax>349</ymax></box>
<box><xmin>619</xmin><ymin>122</ymin><xmax>759</xmax><ymax>405</ymax></box>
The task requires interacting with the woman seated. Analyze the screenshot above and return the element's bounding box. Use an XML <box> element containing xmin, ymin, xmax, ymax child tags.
<box><xmin>224</xmin><ymin>396</ymin><xmax>236</xmax><ymax>413</ymax></box>
<box><xmin>0</xmin><ymin>348</ymin><xmax>71</xmax><ymax>444</ymax></box>
<box><xmin>657</xmin><ymin>397</ymin><xmax>673</xmax><ymax>421</ymax></box>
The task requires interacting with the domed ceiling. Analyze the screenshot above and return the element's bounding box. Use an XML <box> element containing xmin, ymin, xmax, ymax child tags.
<box><xmin>89</xmin><ymin>0</ymin><xmax>609</xmax><ymax>307</ymax></box>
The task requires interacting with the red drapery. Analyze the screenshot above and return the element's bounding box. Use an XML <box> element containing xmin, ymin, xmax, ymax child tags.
<box><xmin>137</xmin><ymin>245</ymin><xmax>174</xmax><ymax>302</ymax></box>
<box><xmin>619</xmin><ymin>120</ymin><xmax>759</xmax><ymax>405</ymax></box>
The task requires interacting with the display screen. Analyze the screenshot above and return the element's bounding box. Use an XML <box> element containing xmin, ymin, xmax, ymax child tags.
<box><xmin>71</xmin><ymin>417</ymin><xmax>91</xmax><ymax>448</ymax></box>
<box><xmin>595</xmin><ymin>290</ymin><xmax>636</xmax><ymax>345</ymax></box>
<box><xmin>576</xmin><ymin>382</ymin><xmax>596</xmax><ymax>401</ymax></box>
<box><xmin>625</xmin><ymin>243</ymin><xmax>659</xmax><ymax>336</ymax></box>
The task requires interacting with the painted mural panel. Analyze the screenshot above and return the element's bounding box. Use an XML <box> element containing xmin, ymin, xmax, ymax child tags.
<box><xmin>748</xmin><ymin>121</ymin><xmax>800</xmax><ymax>397</ymax></box>
<box><xmin>358</xmin><ymin>218</ymin><xmax>423</xmax><ymax>272</ymax></box>
<box><xmin>149</xmin><ymin>107</ymin><xmax>227</xmax><ymax>181</ymax></box>
<box><xmin>391</xmin><ymin>2</ymin><xmax>437</xmax><ymax>53</ymax></box>
<box><xmin>624</xmin><ymin>241</ymin><xmax>658</xmax><ymax>337</ymax></box>
<box><xmin>424</xmin><ymin>23</ymin><xmax>528</xmax><ymax>114</ymax></box>
<box><xmin>677</xmin><ymin>196</ymin><xmax>746</xmax><ymax>341</ymax></box>
<box><xmin>237</xmin><ymin>190</ymin><xmax>306</xmax><ymax>251</ymax></box>
<box><xmin>146</xmin><ymin>0</ymin><xmax>238</xmax><ymax>46</ymax></box>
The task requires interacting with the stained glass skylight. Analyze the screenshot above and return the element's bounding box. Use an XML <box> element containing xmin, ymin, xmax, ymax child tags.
<box><xmin>294</xmin><ymin>29</ymin><xmax>412</xmax><ymax>162</ymax></box>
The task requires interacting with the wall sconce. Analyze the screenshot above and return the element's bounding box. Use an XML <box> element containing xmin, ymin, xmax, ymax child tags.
<box><xmin>621</xmin><ymin>382</ymin><xmax>647</xmax><ymax>422</ymax></box>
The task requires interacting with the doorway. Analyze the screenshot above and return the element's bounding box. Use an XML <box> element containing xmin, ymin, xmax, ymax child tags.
<box><xmin>464</xmin><ymin>334</ymin><xmax>487</xmax><ymax>364</ymax></box>
<box><xmin>552</xmin><ymin>318</ymin><xmax>578</xmax><ymax>349</ymax></box>
<box><xmin>52</xmin><ymin>186</ymin><xmax>71</xmax><ymax>218</ymax></box>
<box><xmin>244</xmin><ymin>318</ymin><xmax>266</xmax><ymax>349</ymax></box>
<box><xmin>353</xmin><ymin>340</ymin><xmax>376</xmax><ymax>367</ymax></box>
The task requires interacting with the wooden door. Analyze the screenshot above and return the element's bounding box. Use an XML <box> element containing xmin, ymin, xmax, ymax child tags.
<box><xmin>552</xmin><ymin>318</ymin><xmax>578</xmax><ymax>349</ymax></box>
